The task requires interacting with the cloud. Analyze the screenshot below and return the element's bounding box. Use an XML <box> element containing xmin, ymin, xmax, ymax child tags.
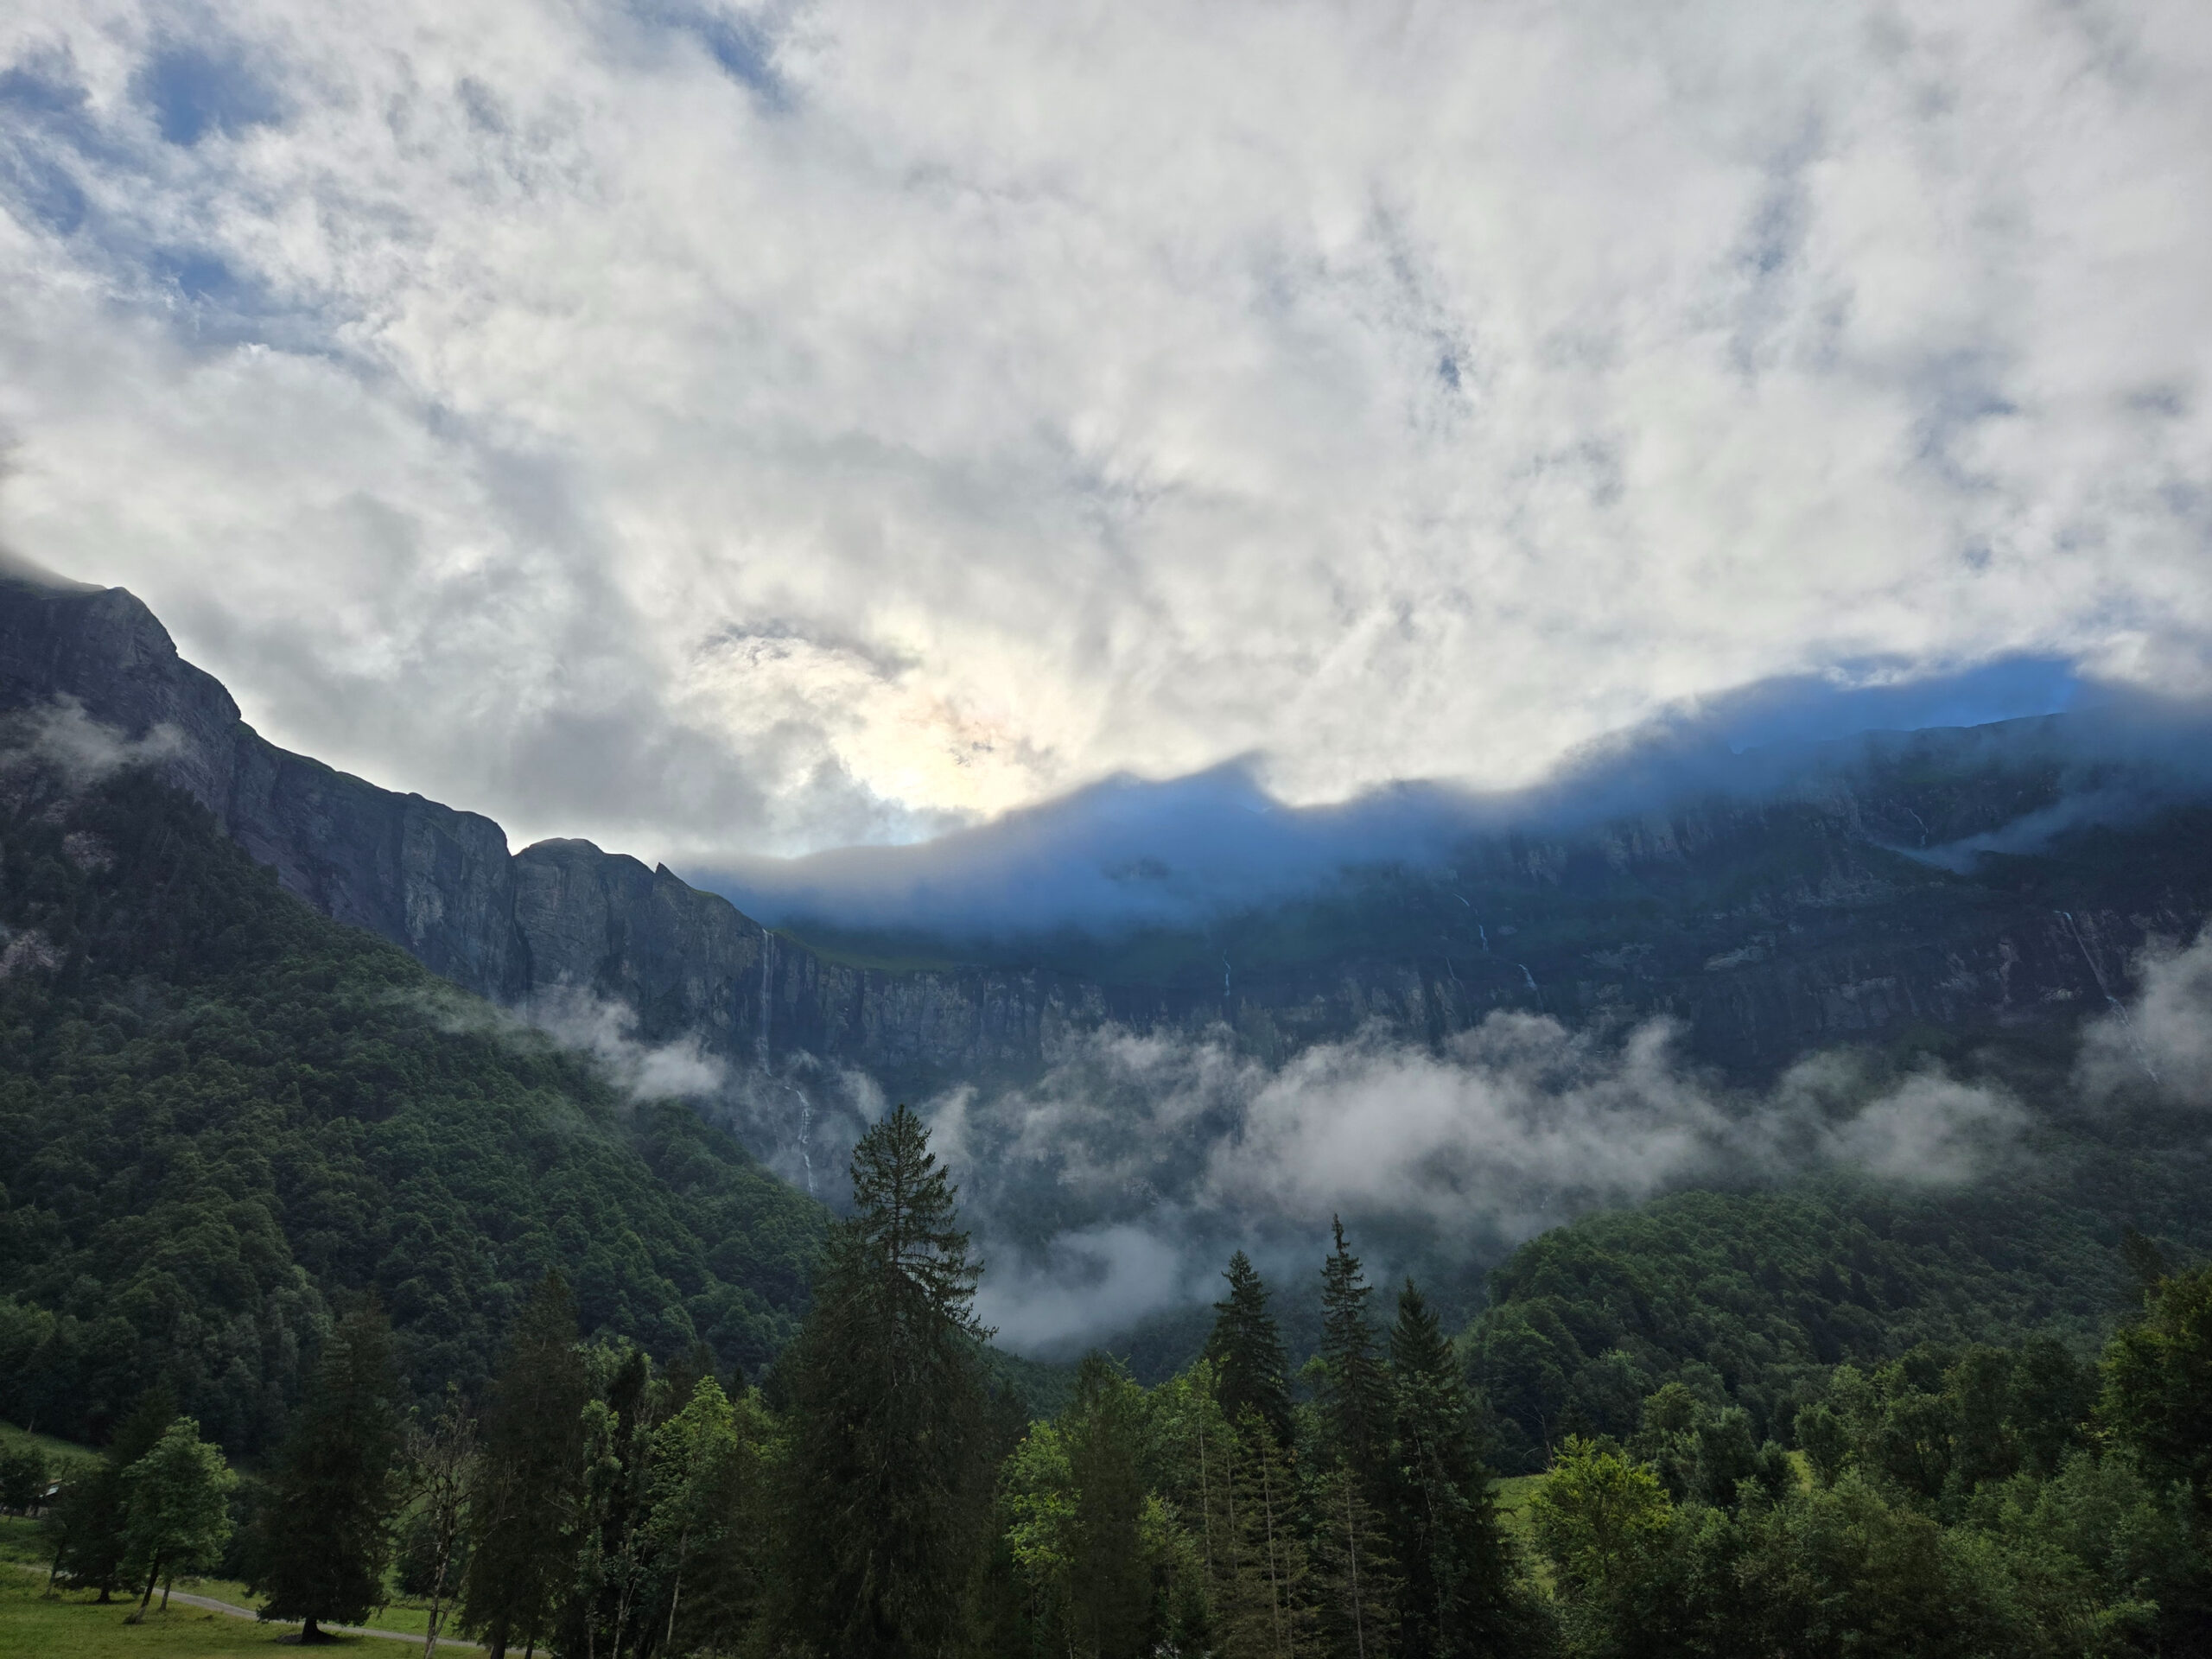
<box><xmin>2079</xmin><ymin>928</ymin><xmax>2212</xmax><ymax>1106</ymax></box>
<box><xmin>937</xmin><ymin>1010</ymin><xmax>2026</xmax><ymax>1353</ymax></box>
<box><xmin>1777</xmin><ymin>1052</ymin><xmax>2027</xmax><ymax>1186</ymax></box>
<box><xmin>691</xmin><ymin>687</ymin><xmax>2212</xmax><ymax>944</ymax></box>
<box><xmin>973</xmin><ymin>1222</ymin><xmax>1211</xmax><ymax>1352</ymax></box>
<box><xmin>0</xmin><ymin>0</ymin><xmax>2205</xmax><ymax>865</ymax></box>
<box><xmin>1208</xmin><ymin>1017</ymin><xmax>1726</xmax><ymax>1237</ymax></box>
<box><xmin>0</xmin><ymin>694</ymin><xmax>183</xmax><ymax>785</ymax></box>
<box><xmin>521</xmin><ymin>983</ymin><xmax>731</xmax><ymax>1102</ymax></box>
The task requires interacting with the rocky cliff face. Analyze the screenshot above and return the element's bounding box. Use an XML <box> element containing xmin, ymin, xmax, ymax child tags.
<box><xmin>2</xmin><ymin>563</ymin><xmax>2204</xmax><ymax>1122</ymax></box>
<box><xmin>0</xmin><ymin>563</ymin><xmax>527</xmax><ymax>995</ymax></box>
<box><xmin>0</xmin><ymin>565</ymin><xmax>1128</xmax><ymax>1098</ymax></box>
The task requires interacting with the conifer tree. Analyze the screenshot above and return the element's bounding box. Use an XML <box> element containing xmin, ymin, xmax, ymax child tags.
<box><xmin>462</xmin><ymin>1273</ymin><xmax>590</xmax><ymax>1659</ymax></box>
<box><xmin>1220</xmin><ymin>1408</ymin><xmax>1315</xmax><ymax>1659</ymax></box>
<box><xmin>1317</xmin><ymin>1219</ymin><xmax>1391</xmax><ymax>1486</ymax></box>
<box><xmin>1066</xmin><ymin>1353</ymin><xmax>1153</xmax><ymax>1659</ymax></box>
<box><xmin>775</xmin><ymin>1103</ymin><xmax>994</xmax><ymax>1658</ymax></box>
<box><xmin>1313</xmin><ymin>1219</ymin><xmax>1398</xmax><ymax>1658</ymax></box>
<box><xmin>1207</xmin><ymin>1251</ymin><xmax>1295</xmax><ymax>1448</ymax></box>
<box><xmin>49</xmin><ymin>1387</ymin><xmax>175</xmax><ymax>1602</ymax></box>
<box><xmin>119</xmin><ymin>1418</ymin><xmax>236</xmax><ymax>1622</ymax></box>
<box><xmin>257</xmin><ymin>1303</ymin><xmax>405</xmax><ymax>1642</ymax></box>
<box><xmin>1389</xmin><ymin>1280</ymin><xmax>1514</xmax><ymax>1658</ymax></box>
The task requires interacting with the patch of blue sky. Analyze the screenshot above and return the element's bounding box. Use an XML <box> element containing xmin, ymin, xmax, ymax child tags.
<box><xmin>0</xmin><ymin>133</ymin><xmax>86</xmax><ymax>235</ymax></box>
<box><xmin>131</xmin><ymin>42</ymin><xmax>284</xmax><ymax>147</ymax></box>
<box><xmin>632</xmin><ymin>2</ymin><xmax>786</xmax><ymax>103</ymax></box>
<box><xmin>0</xmin><ymin>43</ymin><xmax>343</xmax><ymax>358</ymax></box>
<box><xmin>0</xmin><ymin>55</ymin><xmax>108</xmax><ymax>234</ymax></box>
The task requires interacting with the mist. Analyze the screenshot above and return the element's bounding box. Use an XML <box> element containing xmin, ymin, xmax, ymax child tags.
<box><xmin>0</xmin><ymin>696</ymin><xmax>186</xmax><ymax>789</ymax></box>
<box><xmin>2079</xmin><ymin>926</ymin><xmax>2212</xmax><ymax>1108</ymax></box>
<box><xmin>937</xmin><ymin>1010</ymin><xmax>2026</xmax><ymax>1356</ymax></box>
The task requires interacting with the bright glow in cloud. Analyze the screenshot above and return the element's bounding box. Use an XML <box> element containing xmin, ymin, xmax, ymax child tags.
<box><xmin>0</xmin><ymin>0</ymin><xmax>2208</xmax><ymax>859</ymax></box>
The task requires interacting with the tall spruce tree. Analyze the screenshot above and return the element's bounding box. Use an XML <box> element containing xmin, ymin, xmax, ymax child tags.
<box><xmin>776</xmin><ymin>1103</ymin><xmax>994</xmax><ymax>1658</ymax></box>
<box><xmin>49</xmin><ymin>1387</ymin><xmax>175</xmax><ymax>1602</ymax></box>
<box><xmin>1066</xmin><ymin>1354</ymin><xmax>1153</xmax><ymax>1659</ymax></box>
<box><xmin>461</xmin><ymin>1273</ymin><xmax>590</xmax><ymax>1659</ymax></box>
<box><xmin>1389</xmin><ymin>1280</ymin><xmax>1515</xmax><ymax>1658</ymax></box>
<box><xmin>1220</xmin><ymin>1408</ymin><xmax>1316</xmax><ymax>1659</ymax></box>
<box><xmin>1206</xmin><ymin>1252</ymin><xmax>1295</xmax><ymax>1448</ymax></box>
<box><xmin>1318</xmin><ymin>1218</ymin><xmax>1392</xmax><ymax>1484</ymax></box>
<box><xmin>1314</xmin><ymin>1221</ymin><xmax>1396</xmax><ymax>1658</ymax></box>
<box><xmin>257</xmin><ymin>1304</ymin><xmax>405</xmax><ymax>1642</ymax></box>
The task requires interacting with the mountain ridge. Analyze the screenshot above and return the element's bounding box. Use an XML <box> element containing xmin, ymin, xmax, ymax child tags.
<box><xmin>2</xmin><ymin>564</ymin><xmax>2209</xmax><ymax>1162</ymax></box>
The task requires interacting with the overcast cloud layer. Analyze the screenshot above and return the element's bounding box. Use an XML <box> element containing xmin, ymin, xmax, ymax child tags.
<box><xmin>1</xmin><ymin>1</ymin><xmax>2209</xmax><ymax>860</ymax></box>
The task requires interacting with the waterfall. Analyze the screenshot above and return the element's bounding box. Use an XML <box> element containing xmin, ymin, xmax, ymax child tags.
<box><xmin>2059</xmin><ymin>909</ymin><xmax>2157</xmax><ymax>1082</ymax></box>
<box><xmin>1517</xmin><ymin>963</ymin><xmax>1545</xmax><ymax>1011</ymax></box>
<box><xmin>757</xmin><ymin>930</ymin><xmax>772</xmax><ymax>1071</ymax></box>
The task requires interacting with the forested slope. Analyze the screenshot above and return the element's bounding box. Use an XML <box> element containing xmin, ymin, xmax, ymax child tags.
<box><xmin>0</xmin><ymin>755</ymin><xmax>828</xmax><ymax>1452</ymax></box>
<box><xmin>1465</xmin><ymin>1148</ymin><xmax>2212</xmax><ymax>1471</ymax></box>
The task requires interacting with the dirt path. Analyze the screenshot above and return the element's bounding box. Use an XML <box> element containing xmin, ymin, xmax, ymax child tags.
<box><xmin>161</xmin><ymin>1586</ymin><xmax>480</xmax><ymax>1649</ymax></box>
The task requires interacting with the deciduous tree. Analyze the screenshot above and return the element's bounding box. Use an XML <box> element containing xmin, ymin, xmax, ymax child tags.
<box><xmin>119</xmin><ymin>1418</ymin><xmax>235</xmax><ymax>1623</ymax></box>
<box><xmin>403</xmin><ymin>1387</ymin><xmax>476</xmax><ymax>1659</ymax></box>
<box><xmin>2101</xmin><ymin>1262</ymin><xmax>2212</xmax><ymax>1535</ymax></box>
<box><xmin>49</xmin><ymin>1388</ymin><xmax>174</xmax><ymax>1602</ymax></box>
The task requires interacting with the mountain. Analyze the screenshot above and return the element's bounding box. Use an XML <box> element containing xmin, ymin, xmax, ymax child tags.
<box><xmin>0</xmin><ymin>750</ymin><xmax>826</xmax><ymax>1452</ymax></box>
<box><xmin>3</xmin><ymin>560</ymin><xmax>2209</xmax><ymax>1156</ymax></box>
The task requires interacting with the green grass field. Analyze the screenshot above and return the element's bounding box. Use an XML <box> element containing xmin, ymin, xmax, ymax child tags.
<box><xmin>0</xmin><ymin>1577</ymin><xmax>313</xmax><ymax>1657</ymax></box>
<box><xmin>2</xmin><ymin>1516</ymin><xmax>474</xmax><ymax>1649</ymax></box>
<box><xmin>0</xmin><ymin>1421</ymin><xmax>99</xmax><ymax>1471</ymax></box>
<box><xmin>1492</xmin><ymin>1471</ymin><xmax>1541</xmax><ymax>1538</ymax></box>
<box><xmin>1</xmin><ymin>1572</ymin><xmax>481</xmax><ymax>1653</ymax></box>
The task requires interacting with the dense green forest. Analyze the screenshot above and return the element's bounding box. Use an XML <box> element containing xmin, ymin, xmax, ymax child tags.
<box><xmin>22</xmin><ymin>1103</ymin><xmax>2212</xmax><ymax>1657</ymax></box>
<box><xmin>1463</xmin><ymin>1155</ymin><xmax>2210</xmax><ymax>1474</ymax></box>
<box><xmin>0</xmin><ymin>759</ymin><xmax>828</xmax><ymax>1451</ymax></box>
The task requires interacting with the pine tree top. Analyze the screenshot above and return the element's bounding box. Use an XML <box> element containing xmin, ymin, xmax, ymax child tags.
<box><xmin>1390</xmin><ymin>1277</ymin><xmax>1454</xmax><ymax>1382</ymax></box>
<box><xmin>1206</xmin><ymin>1250</ymin><xmax>1294</xmax><ymax>1447</ymax></box>
<box><xmin>845</xmin><ymin>1103</ymin><xmax>986</xmax><ymax>1336</ymax></box>
<box><xmin>1318</xmin><ymin>1217</ymin><xmax>1390</xmax><ymax>1478</ymax></box>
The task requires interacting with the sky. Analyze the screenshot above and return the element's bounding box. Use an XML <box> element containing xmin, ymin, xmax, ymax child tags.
<box><xmin>1</xmin><ymin>0</ymin><xmax>2209</xmax><ymax>867</ymax></box>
